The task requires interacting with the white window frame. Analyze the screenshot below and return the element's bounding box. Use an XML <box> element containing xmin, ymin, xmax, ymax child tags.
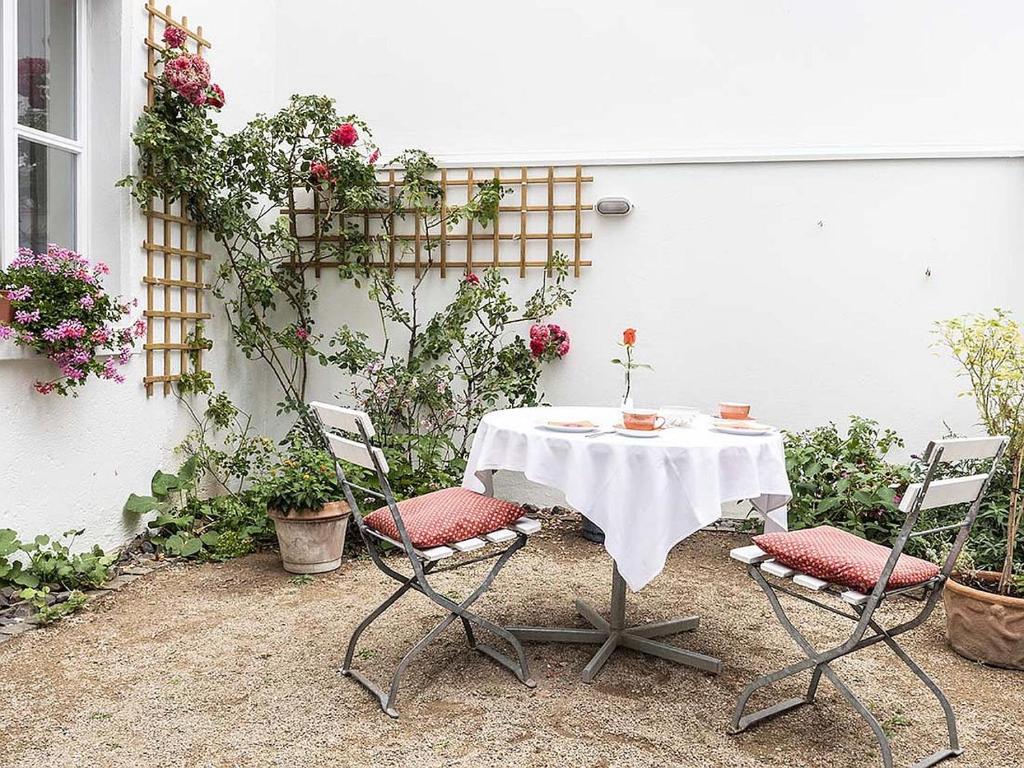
<box><xmin>0</xmin><ymin>0</ymin><xmax>88</xmax><ymax>267</ymax></box>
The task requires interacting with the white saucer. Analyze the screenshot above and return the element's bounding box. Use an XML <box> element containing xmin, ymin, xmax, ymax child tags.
<box><xmin>538</xmin><ymin>422</ymin><xmax>601</xmax><ymax>433</ymax></box>
<box><xmin>613</xmin><ymin>426</ymin><xmax>663</xmax><ymax>438</ymax></box>
<box><xmin>712</xmin><ymin>424</ymin><xmax>774</xmax><ymax>436</ymax></box>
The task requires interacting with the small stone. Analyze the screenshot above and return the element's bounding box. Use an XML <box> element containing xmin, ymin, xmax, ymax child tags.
<box><xmin>84</xmin><ymin>589</ymin><xmax>111</xmax><ymax>600</ymax></box>
<box><xmin>102</xmin><ymin>576</ymin><xmax>136</xmax><ymax>591</ymax></box>
<box><xmin>0</xmin><ymin>621</ymin><xmax>31</xmax><ymax>636</ymax></box>
<box><xmin>141</xmin><ymin>540</ymin><xmax>156</xmax><ymax>554</ymax></box>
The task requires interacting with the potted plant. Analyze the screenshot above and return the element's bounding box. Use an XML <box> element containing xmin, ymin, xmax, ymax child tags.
<box><xmin>0</xmin><ymin>246</ymin><xmax>141</xmax><ymax>394</ymax></box>
<box><xmin>935</xmin><ymin>309</ymin><xmax>1024</xmax><ymax>669</ymax></box>
<box><xmin>261</xmin><ymin>439</ymin><xmax>350</xmax><ymax>574</ymax></box>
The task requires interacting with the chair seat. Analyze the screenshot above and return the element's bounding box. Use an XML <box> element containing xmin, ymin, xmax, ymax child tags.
<box><xmin>363</xmin><ymin>487</ymin><xmax>525</xmax><ymax>548</ymax></box>
<box><xmin>753</xmin><ymin>525</ymin><xmax>940</xmax><ymax>593</ymax></box>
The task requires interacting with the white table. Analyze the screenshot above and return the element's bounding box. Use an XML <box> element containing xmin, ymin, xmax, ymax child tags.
<box><xmin>462</xmin><ymin>406</ymin><xmax>792</xmax><ymax>680</ymax></box>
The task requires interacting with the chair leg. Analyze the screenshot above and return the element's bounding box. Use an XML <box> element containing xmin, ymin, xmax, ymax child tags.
<box><xmin>819</xmin><ymin>665</ymin><xmax>894</xmax><ymax>768</ymax></box>
<box><xmin>341</xmin><ymin>576</ymin><xmax>418</xmax><ymax>674</ymax></box>
<box><xmin>730</xmin><ymin>657</ymin><xmax>820</xmax><ymax>733</ymax></box>
<box><xmin>877</xmin><ymin>631</ymin><xmax>963</xmax><ymax>766</ymax></box>
<box><xmin>382</xmin><ymin>612</ymin><xmax>462</xmax><ymax>717</ymax></box>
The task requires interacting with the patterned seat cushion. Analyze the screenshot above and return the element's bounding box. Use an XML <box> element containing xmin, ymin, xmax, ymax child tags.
<box><xmin>363</xmin><ymin>487</ymin><xmax>524</xmax><ymax>549</ymax></box>
<box><xmin>753</xmin><ymin>525</ymin><xmax>940</xmax><ymax>593</ymax></box>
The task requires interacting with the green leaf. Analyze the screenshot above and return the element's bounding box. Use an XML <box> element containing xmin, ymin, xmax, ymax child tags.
<box><xmin>177</xmin><ymin>455</ymin><xmax>201</xmax><ymax>486</ymax></box>
<box><xmin>178</xmin><ymin>537</ymin><xmax>203</xmax><ymax>557</ymax></box>
<box><xmin>124</xmin><ymin>494</ymin><xmax>161</xmax><ymax>515</ymax></box>
<box><xmin>151</xmin><ymin>470</ymin><xmax>181</xmax><ymax>498</ymax></box>
<box><xmin>200</xmin><ymin>531</ymin><xmax>220</xmax><ymax>546</ymax></box>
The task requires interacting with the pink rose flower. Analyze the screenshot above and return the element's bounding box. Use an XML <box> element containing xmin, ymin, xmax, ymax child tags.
<box><xmin>295</xmin><ymin>327</ymin><xmax>310</xmax><ymax>341</ymax></box>
<box><xmin>207</xmin><ymin>83</ymin><xmax>225</xmax><ymax>109</ymax></box>
<box><xmin>529</xmin><ymin>338</ymin><xmax>546</xmax><ymax>358</ymax></box>
<box><xmin>163</xmin><ymin>25</ymin><xmax>188</xmax><ymax>49</ymax></box>
<box><xmin>464</xmin><ymin>272</ymin><xmax>480</xmax><ymax>285</ymax></box>
<box><xmin>164</xmin><ymin>53</ymin><xmax>211</xmax><ymax>103</ymax></box>
<box><xmin>557</xmin><ymin>339</ymin><xmax>570</xmax><ymax>357</ymax></box>
<box><xmin>330</xmin><ymin>123</ymin><xmax>358</xmax><ymax>147</ymax></box>
<box><xmin>310</xmin><ymin>161</ymin><xmax>331</xmax><ymax>182</ymax></box>
<box><xmin>368</xmin><ymin>148</ymin><xmax>380</xmax><ymax>165</ymax></box>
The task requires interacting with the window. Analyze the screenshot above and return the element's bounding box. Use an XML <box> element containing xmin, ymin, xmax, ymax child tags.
<box><xmin>1</xmin><ymin>0</ymin><xmax>86</xmax><ymax>265</ymax></box>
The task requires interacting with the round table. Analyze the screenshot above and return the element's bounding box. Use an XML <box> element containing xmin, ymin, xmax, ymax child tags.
<box><xmin>462</xmin><ymin>406</ymin><xmax>792</xmax><ymax>680</ymax></box>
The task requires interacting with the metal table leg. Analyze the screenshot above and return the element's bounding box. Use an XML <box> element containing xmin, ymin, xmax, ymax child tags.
<box><xmin>508</xmin><ymin>562</ymin><xmax>722</xmax><ymax>682</ymax></box>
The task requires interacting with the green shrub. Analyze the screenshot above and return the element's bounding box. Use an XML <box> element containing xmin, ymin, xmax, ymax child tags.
<box><xmin>784</xmin><ymin>416</ymin><xmax>913</xmax><ymax>545</ymax></box>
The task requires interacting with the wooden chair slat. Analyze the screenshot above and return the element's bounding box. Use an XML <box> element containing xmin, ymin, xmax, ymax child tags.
<box><xmin>310</xmin><ymin>400</ymin><xmax>376</xmax><ymax>438</ymax></box>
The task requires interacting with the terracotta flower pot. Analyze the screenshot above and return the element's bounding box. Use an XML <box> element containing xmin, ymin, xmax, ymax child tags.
<box><xmin>0</xmin><ymin>295</ymin><xmax>13</xmax><ymax>325</ymax></box>
<box><xmin>944</xmin><ymin>571</ymin><xmax>1024</xmax><ymax>670</ymax></box>
<box><xmin>268</xmin><ymin>500</ymin><xmax>350</xmax><ymax>574</ymax></box>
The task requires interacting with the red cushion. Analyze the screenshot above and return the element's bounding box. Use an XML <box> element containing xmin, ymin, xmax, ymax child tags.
<box><xmin>753</xmin><ymin>525</ymin><xmax>940</xmax><ymax>593</ymax></box>
<box><xmin>363</xmin><ymin>487</ymin><xmax>524</xmax><ymax>548</ymax></box>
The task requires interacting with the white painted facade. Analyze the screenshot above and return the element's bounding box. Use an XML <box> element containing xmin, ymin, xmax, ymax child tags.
<box><xmin>2</xmin><ymin>0</ymin><xmax>1023</xmax><ymax>545</ymax></box>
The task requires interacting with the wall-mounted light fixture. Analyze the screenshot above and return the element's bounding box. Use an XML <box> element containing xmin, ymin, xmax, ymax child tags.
<box><xmin>595</xmin><ymin>196</ymin><xmax>632</xmax><ymax>216</ymax></box>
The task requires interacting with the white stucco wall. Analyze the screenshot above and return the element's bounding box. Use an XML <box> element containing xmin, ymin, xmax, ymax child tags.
<box><xmin>3</xmin><ymin>0</ymin><xmax>1023</xmax><ymax>545</ymax></box>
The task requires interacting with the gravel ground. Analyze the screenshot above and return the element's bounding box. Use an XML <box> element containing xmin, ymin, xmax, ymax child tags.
<box><xmin>1</xmin><ymin>528</ymin><xmax>1021</xmax><ymax>768</ymax></box>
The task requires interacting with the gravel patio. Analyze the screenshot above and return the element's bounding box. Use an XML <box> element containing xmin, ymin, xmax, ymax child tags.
<box><xmin>1</xmin><ymin>524</ymin><xmax>1021</xmax><ymax>768</ymax></box>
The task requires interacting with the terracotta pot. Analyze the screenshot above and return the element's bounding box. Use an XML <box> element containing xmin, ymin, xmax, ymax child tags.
<box><xmin>0</xmin><ymin>295</ymin><xmax>13</xmax><ymax>325</ymax></box>
<box><xmin>268</xmin><ymin>500</ymin><xmax>350</xmax><ymax>574</ymax></box>
<box><xmin>944</xmin><ymin>571</ymin><xmax>1024</xmax><ymax>670</ymax></box>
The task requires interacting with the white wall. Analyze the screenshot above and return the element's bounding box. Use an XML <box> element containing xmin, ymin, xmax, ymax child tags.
<box><xmin>273</xmin><ymin>0</ymin><xmax>1024</xmax><ymax>161</ymax></box>
<box><xmin>4</xmin><ymin>1</ymin><xmax>1023</xmax><ymax>547</ymax></box>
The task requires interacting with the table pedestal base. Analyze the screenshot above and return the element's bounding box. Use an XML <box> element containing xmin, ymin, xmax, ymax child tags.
<box><xmin>508</xmin><ymin>564</ymin><xmax>722</xmax><ymax>682</ymax></box>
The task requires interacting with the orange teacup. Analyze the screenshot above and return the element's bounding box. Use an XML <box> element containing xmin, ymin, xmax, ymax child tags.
<box><xmin>622</xmin><ymin>408</ymin><xmax>665</xmax><ymax>431</ymax></box>
<box><xmin>719</xmin><ymin>402</ymin><xmax>751</xmax><ymax>420</ymax></box>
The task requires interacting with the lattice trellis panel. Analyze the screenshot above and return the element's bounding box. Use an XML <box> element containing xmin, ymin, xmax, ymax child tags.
<box><xmin>142</xmin><ymin>3</ymin><xmax>212</xmax><ymax>397</ymax></box>
<box><xmin>282</xmin><ymin>166</ymin><xmax>594</xmax><ymax>278</ymax></box>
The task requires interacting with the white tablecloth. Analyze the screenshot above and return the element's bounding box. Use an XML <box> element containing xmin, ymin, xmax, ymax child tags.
<box><xmin>462</xmin><ymin>406</ymin><xmax>792</xmax><ymax>591</ymax></box>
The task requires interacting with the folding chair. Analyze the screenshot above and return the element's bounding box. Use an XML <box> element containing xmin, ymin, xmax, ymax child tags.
<box><xmin>310</xmin><ymin>401</ymin><xmax>540</xmax><ymax>718</ymax></box>
<box><xmin>729</xmin><ymin>435</ymin><xmax>1008</xmax><ymax>768</ymax></box>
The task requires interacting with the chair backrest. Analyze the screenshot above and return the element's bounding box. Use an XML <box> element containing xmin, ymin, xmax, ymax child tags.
<box><xmin>309</xmin><ymin>401</ymin><xmax>426</xmax><ymax>572</ymax></box>
<box><xmin>884</xmin><ymin>435</ymin><xmax>1008</xmax><ymax>593</ymax></box>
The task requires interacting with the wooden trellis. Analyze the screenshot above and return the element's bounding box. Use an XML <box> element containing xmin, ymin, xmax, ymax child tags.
<box><xmin>141</xmin><ymin>3</ymin><xmax>212</xmax><ymax>397</ymax></box>
<box><xmin>282</xmin><ymin>166</ymin><xmax>594</xmax><ymax>278</ymax></box>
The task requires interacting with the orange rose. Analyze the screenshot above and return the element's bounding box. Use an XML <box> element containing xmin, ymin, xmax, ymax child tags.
<box><xmin>622</xmin><ymin>328</ymin><xmax>637</xmax><ymax>347</ymax></box>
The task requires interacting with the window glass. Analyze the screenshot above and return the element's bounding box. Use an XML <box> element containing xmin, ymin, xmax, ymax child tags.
<box><xmin>16</xmin><ymin>0</ymin><xmax>76</xmax><ymax>139</ymax></box>
<box><xmin>18</xmin><ymin>138</ymin><xmax>76</xmax><ymax>252</ymax></box>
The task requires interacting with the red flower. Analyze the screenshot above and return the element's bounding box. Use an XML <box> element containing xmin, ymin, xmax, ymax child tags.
<box><xmin>295</xmin><ymin>327</ymin><xmax>310</xmax><ymax>342</ymax></box>
<box><xmin>622</xmin><ymin>328</ymin><xmax>637</xmax><ymax>347</ymax></box>
<box><xmin>529</xmin><ymin>338</ymin><xmax>546</xmax><ymax>358</ymax></box>
<box><xmin>163</xmin><ymin>26</ymin><xmax>188</xmax><ymax>49</ymax></box>
<box><xmin>207</xmin><ymin>83</ymin><xmax>225</xmax><ymax>109</ymax></box>
<box><xmin>464</xmin><ymin>272</ymin><xmax>480</xmax><ymax>285</ymax></box>
<box><xmin>330</xmin><ymin>123</ymin><xmax>359</xmax><ymax>148</ymax></box>
<box><xmin>310</xmin><ymin>161</ymin><xmax>331</xmax><ymax>182</ymax></box>
<box><xmin>368</xmin><ymin>148</ymin><xmax>380</xmax><ymax>165</ymax></box>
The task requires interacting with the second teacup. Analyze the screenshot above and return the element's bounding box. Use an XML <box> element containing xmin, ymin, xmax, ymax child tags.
<box><xmin>622</xmin><ymin>408</ymin><xmax>664</xmax><ymax>431</ymax></box>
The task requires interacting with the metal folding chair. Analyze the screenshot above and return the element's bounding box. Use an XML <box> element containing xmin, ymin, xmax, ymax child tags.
<box><xmin>729</xmin><ymin>436</ymin><xmax>1008</xmax><ymax>768</ymax></box>
<box><xmin>310</xmin><ymin>401</ymin><xmax>539</xmax><ymax>718</ymax></box>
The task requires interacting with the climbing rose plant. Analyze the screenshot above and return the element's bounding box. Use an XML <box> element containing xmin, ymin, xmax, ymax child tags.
<box><xmin>0</xmin><ymin>246</ymin><xmax>142</xmax><ymax>395</ymax></box>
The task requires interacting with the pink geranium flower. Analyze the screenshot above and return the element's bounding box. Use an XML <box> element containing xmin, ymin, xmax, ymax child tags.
<box><xmin>330</xmin><ymin>123</ymin><xmax>358</xmax><ymax>147</ymax></box>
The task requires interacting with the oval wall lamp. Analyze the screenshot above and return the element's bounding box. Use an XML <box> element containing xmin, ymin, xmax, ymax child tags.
<box><xmin>595</xmin><ymin>196</ymin><xmax>633</xmax><ymax>216</ymax></box>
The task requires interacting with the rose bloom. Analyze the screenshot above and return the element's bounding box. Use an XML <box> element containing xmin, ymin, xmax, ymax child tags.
<box><xmin>557</xmin><ymin>339</ymin><xmax>570</xmax><ymax>357</ymax></box>
<box><xmin>463</xmin><ymin>272</ymin><xmax>479</xmax><ymax>285</ymax></box>
<box><xmin>207</xmin><ymin>83</ymin><xmax>225</xmax><ymax>109</ymax></box>
<box><xmin>310</xmin><ymin>161</ymin><xmax>331</xmax><ymax>182</ymax></box>
<box><xmin>295</xmin><ymin>327</ymin><xmax>310</xmax><ymax>341</ymax></box>
<box><xmin>368</xmin><ymin>148</ymin><xmax>380</xmax><ymax>165</ymax></box>
<box><xmin>623</xmin><ymin>327</ymin><xmax>637</xmax><ymax>346</ymax></box>
<box><xmin>529</xmin><ymin>337</ymin><xmax>546</xmax><ymax>358</ymax></box>
<box><xmin>330</xmin><ymin>123</ymin><xmax>358</xmax><ymax>147</ymax></box>
<box><xmin>163</xmin><ymin>25</ymin><xmax>188</xmax><ymax>49</ymax></box>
